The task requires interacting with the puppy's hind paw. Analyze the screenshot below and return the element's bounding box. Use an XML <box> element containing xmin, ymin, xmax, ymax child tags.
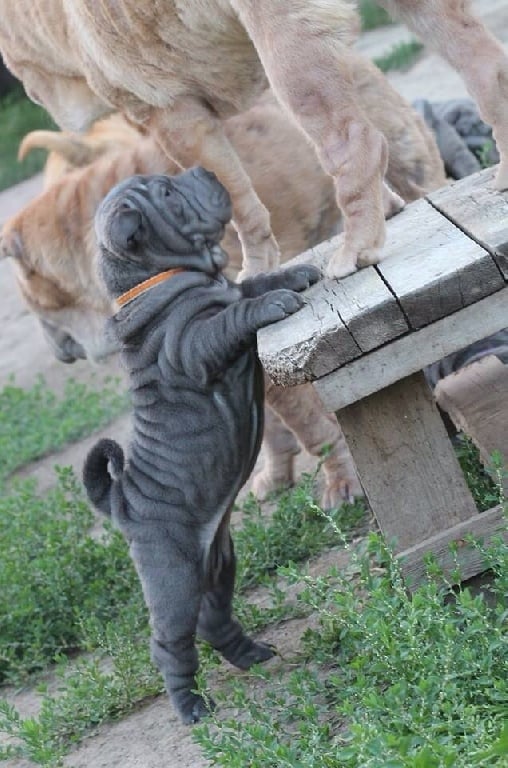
<box><xmin>174</xmin><ymin>691</ymin><xmax>216</xmax><ymax>725</ymax></box>
<box><xmin>230</xmin><ymin>639</ymin><xmax>276</xmax><ymax>670</ymax></box>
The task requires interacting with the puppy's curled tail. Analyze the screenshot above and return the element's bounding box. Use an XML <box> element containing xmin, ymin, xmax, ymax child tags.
<box><xmin>83</xmin><ymin>438</ymin><xmax>125</xmax><ymax>517</ymax></box>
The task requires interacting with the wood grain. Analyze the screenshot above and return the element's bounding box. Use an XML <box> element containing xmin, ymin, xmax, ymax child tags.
<box><xmin>398</xmin><ymin>504</ymin><xmax>507</xmax><ymax>589</ymax></box>
<box><xmin>376</xmin><ymin>199</ymin><xmax>504</xmax><ymax>329</ymax></box>
<box><xmin>428</xmin><ymin>166</ymin><xmax>508</xmax><ymax>278</ymax></box>
<box><xmin>314</xmin><ymin>287</ymin><xmax>508</xmax><ymax>412</ymax></box>
<box><xmin>337</xmin><ymin>372</ymin><xmax>479</xmax><ymax>553</ymax></box>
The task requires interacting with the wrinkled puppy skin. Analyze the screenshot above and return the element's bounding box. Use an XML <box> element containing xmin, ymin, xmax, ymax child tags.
<box><xmin>83</xmin><ymin>167</ymin><xmax>320</xmax><ymax>724</ymax></box>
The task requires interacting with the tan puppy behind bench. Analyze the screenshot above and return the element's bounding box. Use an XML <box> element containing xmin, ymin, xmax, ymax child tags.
<box><xmin>435</xmin><ymin>357</ymin><xmax>508</xmax><ymax>495</ymax></box>
<box><xmin>2</xmin><ymin>0</ymin><xmax>497</xmax><ymax>281</ymax></box>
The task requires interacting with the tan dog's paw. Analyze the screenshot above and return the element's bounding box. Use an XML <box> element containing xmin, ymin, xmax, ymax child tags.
<box><xmin>251</xmin><ymin>469</ymin><xmax>294</xmax><ymax>501</ymax></box>
<box><xmin>321</xmin><ymin>481</ymin><xmax>350</xmax><ymax>510</ymax></box>
<box><xmin>320</xmin><ymin>478</ymin><xmax>359</xmax><ymax>510</ymax></box>
<box><xmin>356</xmin><ymin>247</ymin><xmax>385</xmax><ymax>269</ymax></box>
<box><xmin>382</xmin><ymin>182</ymin><xmax>405</xmax><ymax>219</ymax></box>
<box><xmin>251</xmin><ymin>458</ymin><xmax>295</xmax><ymax>500</ymax></box>
<box><xmin>494</xmin><ymin>160</ymin><xmax>508</xmax><ymax>191</ymax></box>
<box><xmin>236</xmin><ymin>234</ymin><xmax>280</xmax><ymax>282</ymax></box>
<box><xmin>324</xmin><ymin>244</ymin><xmax>359</xmax><ymax>280</ymax></box>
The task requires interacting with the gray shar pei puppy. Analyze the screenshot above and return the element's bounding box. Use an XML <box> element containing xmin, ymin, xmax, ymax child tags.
<box><xmin>83</xmin><ymin>166</ymin><xmax>320</xmax><ymax>723</ymax></box>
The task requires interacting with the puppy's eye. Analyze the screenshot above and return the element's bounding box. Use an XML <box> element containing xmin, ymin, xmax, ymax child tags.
<box><xmin>164</xmin><ymin>187</ymin><xmax>172</xmax><ymax>197</ymax></box>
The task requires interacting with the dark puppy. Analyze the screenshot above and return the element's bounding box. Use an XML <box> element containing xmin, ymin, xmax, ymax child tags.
<box><xmin>82</xmin><ymin>167</ymin><xmax>320</xmax><ymax>724</ymax></box>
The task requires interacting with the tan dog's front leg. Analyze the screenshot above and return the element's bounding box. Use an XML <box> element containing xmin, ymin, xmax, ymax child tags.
<box><xmin>251</xmin><ymin>405</ymin><xmax>300</xmax><ymax>499</ymax></box>
<box><xmin>264</xmin><ymin>377</ymin><xmax>362</xmax><ymax>509</ymax></box>
<box><xmin>231</xmin><ymin>1</ymin><xmax>404</xmax><ymax>279</ymax></box>
<box><xmin>383</xmin><ymin>0</ymin><xmax>508</xmax><ymax>190</ymax></box>
<box><xmin>148</xmin><ymin>102</ymin><xmax>280</xmax><ymax>277</ymax></box>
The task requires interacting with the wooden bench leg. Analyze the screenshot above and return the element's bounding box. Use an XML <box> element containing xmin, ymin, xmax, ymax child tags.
<box><xmin>333</xmin><ymin>371</ymin><xmax>506</xmax><ymax>586</ymax></box>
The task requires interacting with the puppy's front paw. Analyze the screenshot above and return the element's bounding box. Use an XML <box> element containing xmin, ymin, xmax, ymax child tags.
<box><xmin>282</xmin><ymin>264</ymin><xmax>321</xmax><ymax>292</ymax></box>
<box><xmin>261</xmin><ymin>289</ymin><xmax>305</xmax><ymax>325</ymax></box>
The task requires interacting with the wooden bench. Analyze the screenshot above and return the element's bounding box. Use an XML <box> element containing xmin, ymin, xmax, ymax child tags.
<box><xmin>258</xmin><ymin>167</ymin><xmax>508</xmax><ymax>588</ymax></box>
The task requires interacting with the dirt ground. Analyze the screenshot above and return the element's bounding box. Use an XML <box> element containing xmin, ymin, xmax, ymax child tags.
<box><xmin>1</xmin><ymin>2</ymin><xmax>507</xmax><ymax>766</ymax></box>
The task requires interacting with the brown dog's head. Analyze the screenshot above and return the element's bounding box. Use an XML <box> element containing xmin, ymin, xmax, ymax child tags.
<box><xmin>1</xmin><ymin>125</ymin><xmax>170</xmax><ymax>364</ymax></box>
<box><xmin>1</xmin><ymin>199</ymin><xmax>117</xmax><ymax>364</ymax></box>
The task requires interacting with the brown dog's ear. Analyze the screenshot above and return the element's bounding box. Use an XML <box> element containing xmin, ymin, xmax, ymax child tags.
<box><xmin>0</xmin><ymin>225</ymin><xmax>25</xmax><ymax>261</ymax></box>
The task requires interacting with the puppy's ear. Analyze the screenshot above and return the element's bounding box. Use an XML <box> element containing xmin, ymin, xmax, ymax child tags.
<box><xmin>0</xmin><ymin>226</ymin><xmax>25</xmax><ymax>261</ymax></box>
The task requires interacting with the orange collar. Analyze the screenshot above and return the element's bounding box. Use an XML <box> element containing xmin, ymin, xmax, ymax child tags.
<box><xmin>116</xmin><ymin>268</ymin><xmax>186</xmax><ymax>308</ymax></box>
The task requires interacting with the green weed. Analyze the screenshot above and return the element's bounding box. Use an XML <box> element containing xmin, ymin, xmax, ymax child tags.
<box><xmin>358</xmin><ymin>1</ymin><xmax>392</xmax><ymax>31</ymax></box>
<box><xmin>234</xmin><ymin>475</ymin><xmax>367</xmax><ymax>591</ymax></box>
<box><xmin>455</xmin><ymin>435</ymin><xmax>504</xmax><ymax>512</ymax></box>
<box><xmin>0</xmin><ymin>375</ymin><xmax>128</xmax><ymax>485</ymax></box>
<box><xmin>374</xmin><ymin>40</ymin><xmax>424</xmax><ymax>72</ymax></box>
<box><xmin>0</xmin><ymin>471</ymin><xmax>365</xmax><ymax>764</ymax></box>
<box><xmin>0</xmin><ymin>467</ymin><xmax>138</xmax><ymax>683</ymax></box>
<box><xmin>195</xmin><ymin>527</ymin><xmax>508</xmax><ymax>767</ymax></box>
<box><xmin>0</xmin><ymin>90</ymin><xmax>56</xmax><ymax>192</ymax></box>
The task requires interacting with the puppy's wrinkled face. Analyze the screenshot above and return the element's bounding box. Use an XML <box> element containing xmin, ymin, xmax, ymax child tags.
<box><xmin>95</xmin><ymin>168</ymin><xmax>233</xmax><ymax>296</ymax></box>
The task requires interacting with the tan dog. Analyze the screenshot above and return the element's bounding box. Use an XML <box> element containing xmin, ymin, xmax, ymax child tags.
<box><xmin>2</xmin><ymin>88</ymin><xmax>444</xmax><ymax>506</ymax></box>
<box><xmin>0</xmin><ymin>0</ymin><xmax>501</xmax><ymax>282</ymax></box>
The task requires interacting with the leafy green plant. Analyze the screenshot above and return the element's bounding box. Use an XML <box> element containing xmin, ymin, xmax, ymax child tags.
<box><xmin>358</xmin><ymin>0</ymin><xmax>392</xmax><ymax>31</ymax></box>
<box><xmin>234</xmin><ymin>475</ymin><xmax>367</xmax><ymax>591</ymax></box>
<box><xmin>0</xmin><ymin>473</ymin><xmax>365</xmax><ymax>764</ymax></box>
<box><xmin>0</xmin><ymin>90</ymin><xmax>56</xmax><ymax>191</ymax></box>
<box><xmin>195</xmin><ymin>528</ymin><xmax>508</xmax><ymax>768</ymax></box>
<box><xmin>374</xmin><ymin>40</ymin><xmax>424</xmax><ymax>72</ymax></box>
<box><xmin>0</xmin><ymin>467</ymin><xmax>138</xmax><ymax>683</ymax></box>
<box><xmin>0</xmin><ymin>375</ymin><xmax>128</xmax><ymax>484</ymax></box>
<box><xmin>455</xmin><ymin>435</ymin><xmax>504</xmax><ymax>512</ymax></box>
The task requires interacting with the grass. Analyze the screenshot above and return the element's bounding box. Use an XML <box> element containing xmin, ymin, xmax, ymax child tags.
<box><xmin>195</xmin><ymin>528</ymin><xmax>508</xmax><ymax>767</ymax></box>
<box><xmin>374</xmin><ymin>40</ymin><xmax>424</xmax><ymax>73</ymax></box>
<box><xmin>0</xmin><ymin>468</ymin><xmax>138</xmax><ymax>685</ymax></box>
<box><xmin>0</xmin><ymin>375</ymin><xmax>128</xmax><ymax>486</ymax></box>
<box><xmin>358</xmin><ymin>1</ymin><xmax>392</xmax><ymax>31</ymax></box>
<box><xmin>0</xmin><ymin>373</ymin><xmax>505</xmax><ymax>767</ymax></box>
<box><xmin>456</xmin><ymin>435</ymin><xmax>504</xmax><ymax>512</ymax></box>
<box><xmin>0</xmin><ymin>462</ymin><xmax>367</xmax><ymax>765</ymax></box>
<box><xmin>0</xmin><ymin>89</ymin><xmax>55</xmax><ymax>192</ymax></box>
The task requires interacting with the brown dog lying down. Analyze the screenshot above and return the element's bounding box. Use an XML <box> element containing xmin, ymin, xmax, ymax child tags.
<box><xmin>2</xmin><ymin>92</ymin><xmax>444</xmax><ymax>507</ymax></box>
<box><xmin>1</xmin><ymin>0</ymin><xmax>497</xmax><ymax>282</ymax></box>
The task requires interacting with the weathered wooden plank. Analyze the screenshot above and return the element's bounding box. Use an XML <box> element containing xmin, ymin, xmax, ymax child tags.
<box><xmin>376</xmin><ymin>198</ymin><xmax>504</xmax><ymax>329</ymax></box>
<box><xmin>428</xmin><ymin>166</ymin><xmax>508</xmax><ymax>278</ymax></box>
<box><xmin>258</xmin><ymin>277</ymin><xmax>361</xmax><ymax>386</ymax></box>
<box><xmin>338</xmin><ymin>372</ymin><xmax>479</xmax><ymax>553</ymax></box>
<box><xmin>315</xmin><ymin>287</ymin><xmax>508</xmax><ymax>412</ymax></box>
<box><xmin>398</xmin><ymin>504</ymin><xmax>507</xmax><ymax>589</ymax></box>
<box><xmin>321</xmin><ymin>268</ymin><xmax>408</xmax><ymax>353</ymax></box>
<box><xmin>286</xmin><ymin>231</ymin><xmax>410</xmax><ymax>353</ymax></box>
<box><xmin>258</xmin><ymin>264</ymin><xmax>406</xmax><ymax>386</ymax></box>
